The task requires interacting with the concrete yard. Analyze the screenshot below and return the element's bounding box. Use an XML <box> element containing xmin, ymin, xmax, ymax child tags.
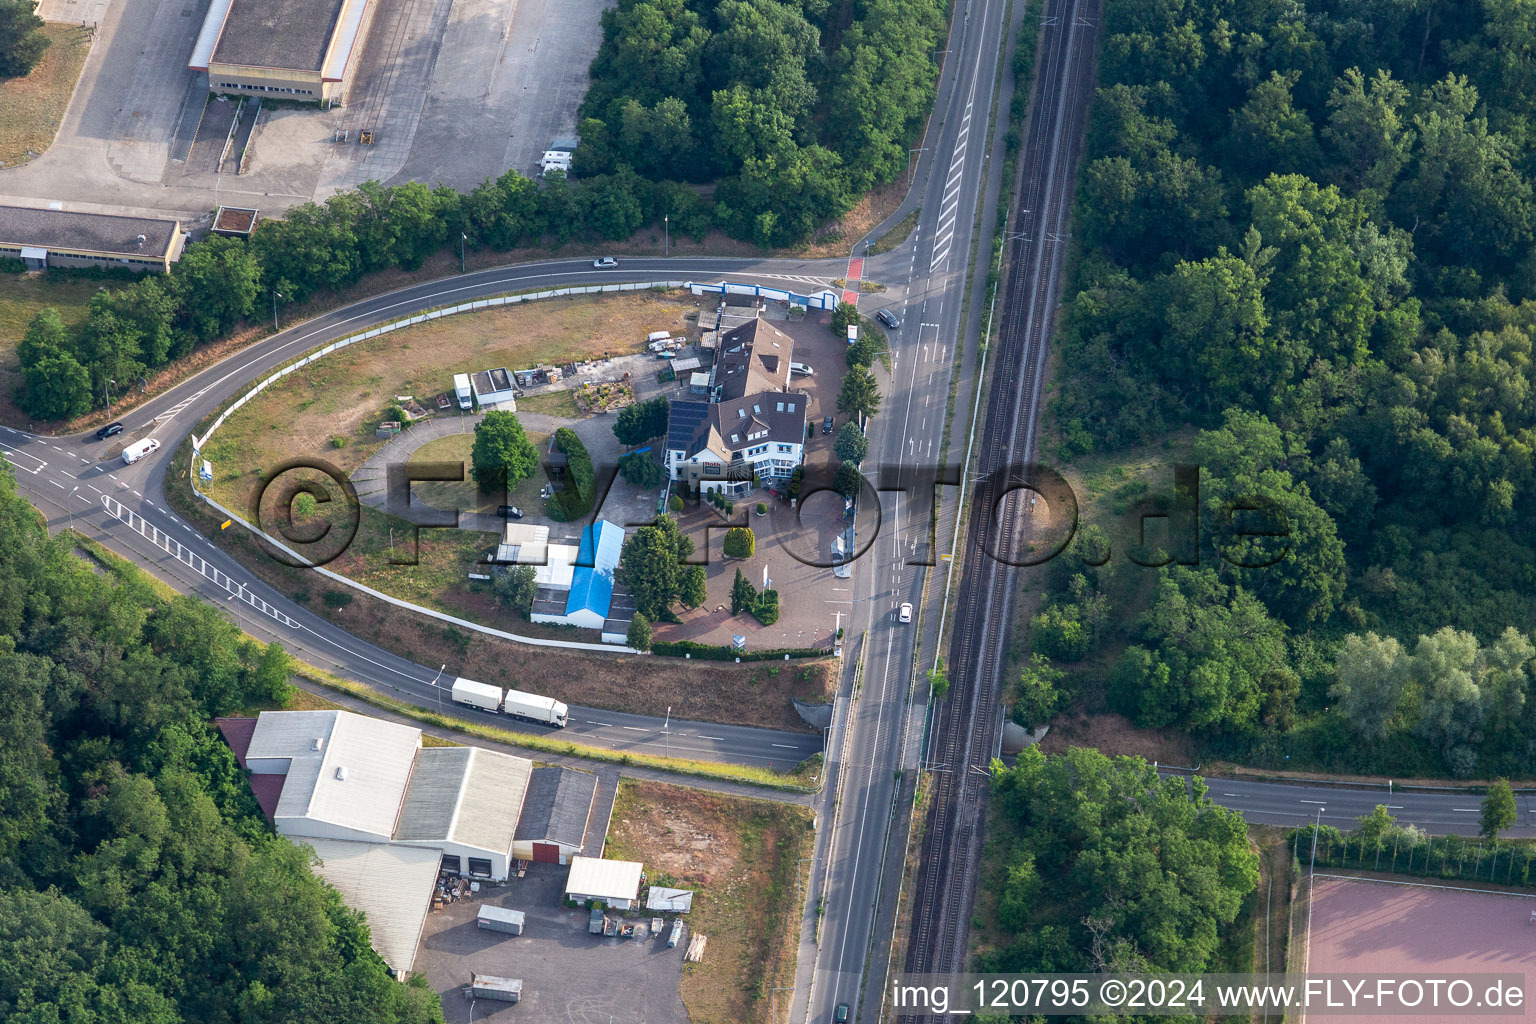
<box><xmin>1</xmin><ymin>0</ymin><xmax>610</xmax><ymax>222</ymax></box>
<box><xmin>418</xmin><ymin>863</ymin><xmax>687</xmax><ymax>1024</ymax></box>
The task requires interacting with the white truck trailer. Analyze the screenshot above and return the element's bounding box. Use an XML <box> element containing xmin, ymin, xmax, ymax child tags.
<box><xmin>450</xmin><ymin>677</ymin><xmax>503</xmax><ymax>713</ymax></box>
<box><xmin>453</xmin><ymin>373</ymin><xmax>473</xmax><ymax>410</ymax></box>
<box><xmin>502</xmin><ymin>688</ymin><xmax>569</xmax><ymax>728</ymax></box>
<box><xmin>469</xmin><ymin>974</ymin><xmax>522</xmax><ymax>1003</ymax></box>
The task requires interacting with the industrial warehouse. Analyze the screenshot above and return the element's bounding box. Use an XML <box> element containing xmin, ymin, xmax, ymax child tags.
<box><xmin>189</xmin><ymin>0</ymin><xmax>376</xmax><ymax>103</ymax></box>
<box><xmin>215</xmin><ymin>710</ymin><xmax>614</xmax><ymax>977</ymax></box>
<box><xmin>0</xmin><ymin>204</ymin><xmax>186</xmax><ymax>273</ymax></box>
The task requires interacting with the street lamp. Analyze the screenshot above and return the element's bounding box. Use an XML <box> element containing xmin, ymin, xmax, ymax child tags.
<box><xmin>68</xmin><ymin>485</ymin><xmax>79</xmax><ymax>530</ymax></box>
<box><xmin>432</xmin><ymin>662</ymin><xmax>447</xmax><ymax>716</ymax></box>
<box><xmin>460</xmin><ymin>232</ymin><xmax>467</xmax><ymax>273</ymax></box>
<box><xmin>102</xmin><ymin>378</ymin><xmax>116</xmax><ymax>414</ymax></box>
<box><xmin>664</xmin><ymin>214</ymin><xmax>669</xmax><ymax>257</ymax></box>
<box><xmin>272</xmin><ymin>290</ymin><xmax>282</xmax><ymax>331</ymax></box>
<box><xmin>663</xmin><ymin>704</ymin><xmax>671</xmax><ymax>760</ymax></box>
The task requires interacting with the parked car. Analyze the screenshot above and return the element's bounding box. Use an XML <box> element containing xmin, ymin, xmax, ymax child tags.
<box><xmin>823</xmin><ymin>415</ymin><xmax>835</xmax><ymax>435</ymax></box>
<box><xmin>898</xmin><ymin>602</ymin><xmax>913</xmax><ymax>623</ymax></box>
<box><xmin>95</xmin><ymin>422</ymin><xmax>124</xmax><ymax>440</ymax></box>
<box><xmin>790</xmin><ymin>361</ymin><xmax>815</xmax><ymax>377</ymax></box>
<box><xmin>498</xmin><ymin>505</ymin><xmax>524</xmax><ymax>519</ymax></box>
<box><xmin>876</xmin><ymin>308</ymin><xmax>901</xmax><ymax>329</ymax></box>
<box><xmin>593</xmin><ymin>257</ymin><xmax>618</xmax><ymax>269</ymax></box>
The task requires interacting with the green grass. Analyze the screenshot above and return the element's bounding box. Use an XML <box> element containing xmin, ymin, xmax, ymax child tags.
<box><xmin>514</xmin><ymin>389</ymin><xmax>583</xmax><ymax>419</ymax></box>
<box><xmin>0</xmin><ymin>273</ymin><xmax>98</xmax><ymax>343</ymax></box>
<box><xmin>406</xmin><ymin>430</ymin><xmax>549</xmax><ymax>515</ymax></box>
<box><xmin>868</xmin><ymin>207</ymin><xmax>921</xmax><ymax>256</ymax></box>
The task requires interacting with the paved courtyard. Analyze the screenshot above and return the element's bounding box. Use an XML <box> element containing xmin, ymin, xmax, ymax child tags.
<box><xmin>417</xmin><ymin>863</ymin><xmax>687</xmax><ymax>1024</ymax></box>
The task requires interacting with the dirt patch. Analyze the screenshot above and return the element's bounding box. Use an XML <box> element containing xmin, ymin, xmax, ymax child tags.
<box><xmin>1038</xmin><ymin>712</ymin><xmax>1197</xmax><ymax>765</ymax></box>
<box><xmin>606</xmin><ymin>780</ymin><xmax>813</xmax><ymax>1024</ymax></box>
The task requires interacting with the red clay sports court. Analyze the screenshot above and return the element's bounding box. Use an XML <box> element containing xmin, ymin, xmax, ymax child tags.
<box><xmin>1305</xmin><ymin>874</ymin><xmax>1536</xmax><ymax>1023</ymax></box>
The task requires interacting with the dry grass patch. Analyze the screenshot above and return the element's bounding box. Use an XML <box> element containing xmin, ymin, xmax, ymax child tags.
<box><xmin>204</xmin><ymin>291</ymin><xmax>691</xmax><ymax>510</ymax></box>
<box><xmin>606</xmin><ymin>780</ymin><xmax>813</xmax><ymax>1024</ymax></box>
<box><xmin>0</xmin><ymin>24</ymin><xmax>90</xmax><ymax>167</ymax></box>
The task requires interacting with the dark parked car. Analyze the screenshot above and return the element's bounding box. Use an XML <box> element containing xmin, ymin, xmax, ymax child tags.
<box><xmin>498</xmin><ymin>505</ymin><xmax>525</xmax><ymax>519</ymax></box>
<box><xmin>823</xmin><ymin>415</ymin><xmax>835</xmax><ymax>435</ymax></box>
<box><xmin>876</xmin><ymin>308</ymin><xmax>901</xmax><ymax>329</ymax></box>
<box><xmin>95</xmin><ymin>422</ymin><xmax>124</xmax><ymax>440</ymax></box>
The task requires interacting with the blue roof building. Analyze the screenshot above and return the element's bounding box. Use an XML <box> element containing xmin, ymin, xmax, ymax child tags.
<box><xmin>536</xmin><ymin>520</ymin><xmax>624</xmax><ymax>631</ymax></box>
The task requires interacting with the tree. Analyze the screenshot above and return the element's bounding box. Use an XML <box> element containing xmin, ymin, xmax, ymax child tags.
<box><xmin>493</xmin><ymin>565</ymin><xmax>538</xmax><ymax>615</ymax></box>
<box><xmin>616</xmin><ymin>514</ymin><xmax>695</xmax><ymax>620</ymax></box>
<box><xmin>626</xmin><ymin>613</ymin><xmax>653</xmax><ymax>652</ymax></box>
<box><xmin>1013</xmin><ymin>653</ymin><xmax>1064</xmax><ymax>730</ymax></box>
<box><xmin>833</xmin><ymin>421</ymin><xmax>868</xmax><ymax>464</ymax></box>
<box><xmin>614</xmin><ymin>396</ymin><xmax>670</xmax><ymax>445</ymax></box>
<box><xmin>986</xmin><ymin>747</ymin><xmax>1258</xmax><ymax>975</ymax></box>
<box><xmin>836</xmin><ymin>366</ymin><xmax>881</xmax><ymax>420</ymax></box>
<box><xmin>18</xmin><ymin>347</ymin><xmax>92</xmax><ymax>421</ymax></box>
<box><xmin>170</xmin><ymin>235</ymin><xmax>261</xmax><ymax>343</ymax></box>
<box><xmin>619</xmin><ymin>450</ymin><xmax>665</xmax><ymax>487</ymax></box>
<box><xmin>678</xmin><ymin>565</ymin><xmax>706</xmax><ymax>609</ymax></box>
<box><xmin>1480</xmin><ymin>779</ymin><xmax>1517</xmax><ymax>841</ymax></box>
<box><xmin>723</xmin><ymin>526</ymin><xmax>755</xmax><ymax>558</ymax></box>
<box><xmin>0</xmin><ymin>0</ymin><xmax>48</xmax><ymax>79</ymax></box>
<box><xmin>845</xmin><ymin>329</ymin><xmax>886</xmax><ymax>370</ymax></box>
<box><xmin>730</xmin><ymin>568</ymin><xmax>757</xmax><ymax>615</ymax></box>
<box><xmin>1329</xmin><ymin>632</ymin><xmax>1411</xmax><ymax>740</ymax></box>
<box><xmin>1323</xmin><ymin>67</ymin><xmax>1414</xmax><ymax>201</ymax></box>
<box><xmin>470</xmin><ymin>410</ymin><xmax>539</xmax><ymax>493</ymax></box>
<box><xmin>1030</xmin><ymin>603</ymin><xmax>1092</xmax><ymax>662</ymax></box>
<box><xmin>754</xmin><ymin>589</ymin><xmax>780</xmax><ymax>625</ymax></box>
<box><xmin>832</xmin><ymin>461</ymin><xmax>864</xmax><ymax>500</ymax></box>
<box><xmin>830</xmin><ymin>301</ymin><xmax>860</xmax><ymax>338</ymax></box>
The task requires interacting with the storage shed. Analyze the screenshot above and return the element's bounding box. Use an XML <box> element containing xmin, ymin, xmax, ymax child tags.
<box><xmin>476</xmin><ymin>905</ymin><xmax>525</xmax><ymax>935</ymax></box>
<box><xmin>565</xmin><ymin>856</ymin><xmax>643</xmax><ymax>910</ymax></box>
<box><xmin>512</xmin><ymin>766</ymin><xmax>598</xmax><ymax>865</ymax></box>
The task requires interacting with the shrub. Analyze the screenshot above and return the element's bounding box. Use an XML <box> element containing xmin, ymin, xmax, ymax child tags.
<box><xmin>669</xmin><ymin>494</ymin><xmax>684</xmax><ymax>512</ymax></box>
<box><xmin>627</xmin><ymin>613</ymin><xmax>653</xmax><ymax>652</ymax></box>
<box><xmin>321</xmin><ymin>589</ymin><xmax>354</xmax><ymax>609</ymax></box>
<box><xmin>330</xmin><ymin>435</ymin><xmax>349</xmax><ymax>448</ymax></box>
<box><xmin>756</xmin><ymin>501</ymin><xmax>767</xmax><ymax>515</ymax></box>
<box><xmin>754</xmin><ymin>589</ymin><xmax>780</xmax><ymax>625</ymax></box>
<box><xmin>731</xmin><ymin>568</ymin><xmax>757</xmax><ymax>615</ymax></box>
<box><xmin>723</xmin><ymin>526</ymin><xmax>755</xmax><ymax>559</ymax></box>
<box><xmin>651</xmin><ymin>640</ymin><xmax>827</xmax><ymax>661</ymax></box>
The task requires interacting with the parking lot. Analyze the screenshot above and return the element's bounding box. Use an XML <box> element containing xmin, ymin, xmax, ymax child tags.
<box><xmin>418</xmin><ymin>864</ymin><xmax>687</xmax><ymax>1024</ymax></box>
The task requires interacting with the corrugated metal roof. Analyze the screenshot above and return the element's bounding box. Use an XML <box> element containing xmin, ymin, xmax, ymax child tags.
<box><xmin>299</xmin><ymin>838</ymin><xmax>439</xmax><ymax>974</ymax></box>
<box><xmin>394</xmin><ymin>747</ymin><xmax>533</xmax><ymax>857</ymax></box>
<box><xmin>565</xmin><ymin>856</ymin><xmax>643</xmax><ymax>901</ymax></box>
<box><xmin>646</xmin><ymin>887</ymin><xmax>694</xmax><ymax>912</ymax></box>
<box><xmin>515</xmin><ymin>766</ymin><xmax>598</xmax><ymax>847</ymax></box>
<box><xmin>250</xmin><ymin>711</ymin><xmax>420</xmax><ymax>839</ymax></box>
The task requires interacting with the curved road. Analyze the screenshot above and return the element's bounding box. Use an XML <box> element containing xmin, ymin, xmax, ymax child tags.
<box><xmin>8</xmin><ymin>256</ymin><xmax>837</xmax><ymax>767</ymax></box>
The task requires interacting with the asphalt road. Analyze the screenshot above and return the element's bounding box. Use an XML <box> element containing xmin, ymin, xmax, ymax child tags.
<box><xmin>6</xmin><ymin>257</ymin><xmax>836</xmax><ymax>768</ymax></box>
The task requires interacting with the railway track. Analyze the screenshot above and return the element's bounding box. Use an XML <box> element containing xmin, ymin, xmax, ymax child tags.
<box><xmin>899</xmin><ymin>0</ymin><xmax>1102</xmax><ymax>1014</ymax></box>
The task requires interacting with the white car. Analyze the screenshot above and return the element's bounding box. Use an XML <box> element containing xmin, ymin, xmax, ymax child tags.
<box><xmin>898</xmin><ymin>602</ymin><xmax>913</xmax><ymax>623</ymax></box>
<box><xmin>593</xmin><ymin>257</ymin><xmax>618</xmax><ymax>269</ymax></box>
<box><xmin>790</xmin><ymin>361</ymin><xmax>815</xmax><ymax>377</ymax></box>
<box><xmin>121</xmin><ymin>438</ymin><xmax>160</xmax><ymax>465</ymax></box>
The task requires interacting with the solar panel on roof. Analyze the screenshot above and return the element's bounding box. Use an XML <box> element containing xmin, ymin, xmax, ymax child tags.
<box><xmin>667</xmin><ymin>401</ymin><xmax>710</xmax><ymax>450</ymax></box>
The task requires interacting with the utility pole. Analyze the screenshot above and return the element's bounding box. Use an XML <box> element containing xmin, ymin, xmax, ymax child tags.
<box><xmin>272</xmin><ymin>290</ymin><xmax>282</xmax><ymax>331</ymax></box>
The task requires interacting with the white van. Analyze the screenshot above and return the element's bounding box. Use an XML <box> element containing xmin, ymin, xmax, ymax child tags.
<box><xmin>121</xmin><ymin>438</ymin><xmax>160</xmax><ymax>465</ymax></box>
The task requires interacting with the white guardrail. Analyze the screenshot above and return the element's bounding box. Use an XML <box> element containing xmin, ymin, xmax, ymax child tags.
<box><xmin>187</xmin><ymin>279</ymin><xmax>742</xmax><ymax>654</ymax></box>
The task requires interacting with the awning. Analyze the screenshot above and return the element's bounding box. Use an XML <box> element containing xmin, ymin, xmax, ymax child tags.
<box><xmin>19</xmin><ymin>246</ymin><xmax>46</xmax><ymax>260</ymax></box>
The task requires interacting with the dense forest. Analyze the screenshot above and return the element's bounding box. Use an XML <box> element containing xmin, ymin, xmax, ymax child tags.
<box><xmin>0</xmin><ymin>469</ymin><xmax>441</xmax><ymax>1023</ymax></box>
<box><xmin>976</xmin><ymin>747</ymin><xmax>1258</xmax><ymax>1020</ymax></box>
<box><xmin>1024</xmin><ymin>0</ymin><xmax>1536</xmax><ymax>779</ymax></box>
<box><xmin>573</xmin><ymin>0</ymin><xmax>946</xmax><ymax>245</ymax></box>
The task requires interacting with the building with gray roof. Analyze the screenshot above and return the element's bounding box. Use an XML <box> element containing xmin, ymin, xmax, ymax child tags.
<box><xmin>0</xmin><ymin>204</ymin><xmax>185</xmax><ymax>273</ymax></box>
<box><xmin>513</xmin><ymin>766</ymin><xmax>598</xmax><ymax>864</ymax></box>
<box><xmin>189</xmin><ymin>0</ymin><xmax>375</xmax><ymax>103</ymax></box>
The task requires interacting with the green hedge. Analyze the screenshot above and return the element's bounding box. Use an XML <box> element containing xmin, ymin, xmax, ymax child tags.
<box><xmin>651</xmin><ymin>640</ymin><xmax>827</xmax><ymax>661</ymax></box>
<box><xmin>1295</xmin><ymin>824</ymin><xmax>1536</xmax><ymax>888</ymax></box>
<box><xmin>546</xmin><ymin>427</ymin><xmax>596</xmax><ymax>522</ymax></box>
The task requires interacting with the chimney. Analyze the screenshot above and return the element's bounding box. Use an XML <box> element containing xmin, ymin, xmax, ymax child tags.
<box><xmin>334</xmin><ymin>765</ymin><xmax>347</xmax><ymax>781</ymax></box>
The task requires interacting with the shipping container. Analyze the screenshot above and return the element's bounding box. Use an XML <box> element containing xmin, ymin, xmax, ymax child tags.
<box><xmin>451</xmin><ymin>677</ymin><xmax>503</xmax><ymax>712</ymax></box>
<box><xmin>469</xmin><ymin>973</ymin><xmax>522</xmax><ymax>1003</ymax></box>
<box><xmin>476</xmin><ymin>906</ymin><xmax>525</xmax><ymax>935</ymax></box>
<box><xmin>501</xmin><ymin>688</ymin><xmax>568</xmax><ymax>727</ymax></box>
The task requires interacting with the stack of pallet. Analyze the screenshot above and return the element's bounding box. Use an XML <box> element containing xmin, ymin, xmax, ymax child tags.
<box><xmin>683</xmin><ymin>933</ymin><xmax>708</xmax><ymax>963</ymax></box>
